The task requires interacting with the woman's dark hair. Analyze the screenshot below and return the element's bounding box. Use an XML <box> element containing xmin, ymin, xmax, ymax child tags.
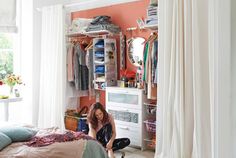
<box><xmin>87</xmin><ymin>102</ymin><xmax>109</xmax><ymax>130</ymax></box>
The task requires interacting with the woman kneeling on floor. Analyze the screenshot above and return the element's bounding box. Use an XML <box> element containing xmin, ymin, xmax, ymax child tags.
<box><xmin>87</xmin><ymin>102</ymin><xmax>130</xmax><ymax>158</ymax></box>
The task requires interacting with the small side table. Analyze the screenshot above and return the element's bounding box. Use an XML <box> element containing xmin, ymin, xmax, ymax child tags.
<box><xmin>0</xmin><ymin>97</ymin><xmax>23</xmax><ymax>121</ymax></box>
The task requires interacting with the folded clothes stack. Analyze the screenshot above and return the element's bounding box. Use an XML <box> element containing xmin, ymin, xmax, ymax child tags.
<box><xmin>68</xmin><ymin>18</ymin><xmax>93</xmax><ymax>34</ymax></box>
<box><xmin>86</xmin><ymin>15</ymin><xmax>121</xmax><ymax>34</ymax></box>
<box><xmin>95</xmin><ymin>65</ymin><xmax>105</xmax><ymax>74</ymax></box>
<box><xmin>145</xmin><ymin>1</ymin><xmax>158</xmax><ymax>26</ymax></box>
<box><xmin>95</xmin><ymin>51</ymin><xmax>104</xmax><ymax>58</ymax></box>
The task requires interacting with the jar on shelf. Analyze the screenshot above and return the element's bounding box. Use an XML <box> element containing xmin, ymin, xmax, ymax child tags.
<box><xmin>120</xmin><ymin>76</ymin><xmax>128</xmax><ymax>88</ymax></box>
<box><xmin>128</xmin><ymin>79</ymin><xmax>135</xmax><ymax>88</ymax></box>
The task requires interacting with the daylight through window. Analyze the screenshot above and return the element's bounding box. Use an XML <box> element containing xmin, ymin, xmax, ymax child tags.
<box><xmin>0</xmin><ymin>33</ymin><xmax>14</xmax><ymax>80</ymax></box>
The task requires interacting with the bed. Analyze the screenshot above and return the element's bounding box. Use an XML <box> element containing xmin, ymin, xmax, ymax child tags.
<box><xmin>0</xmin><ymin>125</ymin><xmax>108</xmax><ymax>158</ymax></box>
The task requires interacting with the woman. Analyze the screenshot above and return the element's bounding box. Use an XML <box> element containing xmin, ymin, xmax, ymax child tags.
<box><xmin>87</xmin><ymin>102</ymin><xmax>130</xmax><ymax>158</ymax></box>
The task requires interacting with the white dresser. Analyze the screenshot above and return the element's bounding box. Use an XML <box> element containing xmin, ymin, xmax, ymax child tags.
<box><xmin>106</xmin><ymin>87</ymin><xmax>146</xmax><ymax>149</ymax></box>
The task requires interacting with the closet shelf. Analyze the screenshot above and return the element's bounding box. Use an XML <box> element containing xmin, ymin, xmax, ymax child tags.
<box><xmin>66</xmin><ymin>30</ymin><xmax>120</xmax><ymax>38</ymax></box>
<box><xmin>143</xmin><ymin>138</ymin><xmax>155</xmax><ymax>142</ymax></box>
<box><xmin>144</xmin><ymin>102</ymin><xmax>156</xmax><ymax>106</ymax></box>
<box><xmin>141</xmin><ymin>24</ymin><xmax>158</xmax><ymax>30</ymax></box>
<box><xmin>94</xmin><ymin>79</ymin><xmax>106</xmax><ymax>82</ymax></box>
<box><xmin>85</xmin><ymin>30</ymin><xmax>118</xmax><ymax>37</ymax></box>
<box><xmin>66</xmin><ymin>32</ymin><xmax>87</xmax><ymax>38</ymax></box>
<box><xmin>94</xmin><ymin>61</ymin><xmax>105</xmax><ymax>65</ymax></box>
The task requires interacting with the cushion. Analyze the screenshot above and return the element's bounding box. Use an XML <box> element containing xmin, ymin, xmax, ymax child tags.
<box><xmin>0</xmin><ymin>132</ymin><xmax>12</xmax><ymax>151</ymax></box>
<box><xmin>0</xmin><ymin>126</ymin><xmax>37</xmax><ymax>142</ymax></box>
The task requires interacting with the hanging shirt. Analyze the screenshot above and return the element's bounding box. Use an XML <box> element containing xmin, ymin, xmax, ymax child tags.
<box><xmin>67</xmin><ymin>43</ymin><xmax>74</xmax><ymax>82</ymax></box>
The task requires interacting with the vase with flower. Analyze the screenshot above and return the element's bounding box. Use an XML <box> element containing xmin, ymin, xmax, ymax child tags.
<box><xmin>120</xmin><ymin>68</ymin><xmax>136</xmax><ymax>88</ymax></box>
<box><xmin>3</xmin><ymin>74</ymin><xmax>23</xmax><ymax>97</ymax></box>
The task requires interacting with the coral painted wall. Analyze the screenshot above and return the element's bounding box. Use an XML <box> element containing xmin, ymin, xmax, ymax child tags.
<box><xmin>72</xmin><ymin>0</ymin><xmax>153</xmax><ymax>107</ymax></box>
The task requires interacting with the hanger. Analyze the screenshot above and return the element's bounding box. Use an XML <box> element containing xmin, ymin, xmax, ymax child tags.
<box><xmin>143</xmin><ymin>32</ymin><xmax>158</xmax><ymax>44</ymax></box>
<box><xmin>69</xmin><ymin>38</ymin><xmax>80</xmax><ymax>44</ymax></box>
<box><xmin>85</xmin><ymin>40</ymin><xmax>93</xmax><ymax>51</ymax></box>
<box><xmin>81</xmin><ymin>40</ymin><xmax>89</xmax><ymax>48</ymax></box>
<box><xmin>68</xmin><ymin>34</ymin><xmax>90</xmax><ymax>44</ymax></box>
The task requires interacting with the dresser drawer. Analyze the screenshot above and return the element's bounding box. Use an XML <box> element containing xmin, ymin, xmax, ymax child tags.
<box><xmin>116</xmin><ymin>125</ymin><xmax>141</xmax><ymax>147</ymax></box>
<box><xmin>106</xmin><ymin>87</ymin><xmax>143</xmax><ymax>110</ymax></box>
<box><xmin>107</xmin><ymin>107</ymin><xmax>141</xmax><ymax>127</ymax></box>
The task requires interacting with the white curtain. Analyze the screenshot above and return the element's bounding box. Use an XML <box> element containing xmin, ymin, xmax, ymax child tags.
<box><xmin>0</xmin><ymin>0</ymin><xmax>17</xmax><ymax>32</ymax></box>
<box><xmin>9</xmin><ymin>0</ymin><xmax>33</xmax><ymax>124</ymax></box>
<box><xmin>38</xmin><ymin>4</ymin><xmax>66</xmax><ymax>129</ymax></box>
<box><xmin>155</xmin><ymin>0</ymin><xmax>232</xmax><ymax>157</ymax></box>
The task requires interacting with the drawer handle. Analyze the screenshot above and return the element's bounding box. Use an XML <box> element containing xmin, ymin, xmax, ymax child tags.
<box><xmin>118</xmin><ymin>126</ymin><xmax>129</xmax><ymax>130</ymax></box>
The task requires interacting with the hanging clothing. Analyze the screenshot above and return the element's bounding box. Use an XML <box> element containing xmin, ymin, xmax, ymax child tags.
<box><xmin>73</xmin><ymin>43</ymin><xmax>89</xmax><ymax>91</ymax></box>
<box><xmin>73</xmin><ymin>43</ymin><xmax>80</xmax><ymax>90</ymax></box>
<box><xmin>67</xmin><ymin>43</ymin><xmax>74</xmax><ymax>82</ymax></box>
<box><xmin>152</xmin><ymin>40</ymin><xmax>158</xmax><ymax>84</ymax></box>
<box><xmin>86</xmin><ymin>47</ymin><xmax>95</xmax><ymax>99</ymax></box>
<box><xmin>143</xmin><ymin>34</ymin><xmax>158</xmax><ymax>100</ymax></box>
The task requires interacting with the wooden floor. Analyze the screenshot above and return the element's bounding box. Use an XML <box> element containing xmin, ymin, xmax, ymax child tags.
<box><xmin>114</xmin><ymin>147</ymin><xmax>155</xmax><ymax>158</ymax></box>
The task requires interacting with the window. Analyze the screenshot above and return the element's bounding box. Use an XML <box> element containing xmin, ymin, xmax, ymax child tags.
<box><xmin>0</xmin><ymin>0</ymin><xmax>33</xmax><ymax>124</ymax></box>
<box><xmin>0</xmin><ymin>33</ymin><xmax>14</xmax><ymax>80</ymax></box>
<box><xmin>0</xmin><ymin>33</ymin><xmax>18</xmax><ymax>96</ymax></box>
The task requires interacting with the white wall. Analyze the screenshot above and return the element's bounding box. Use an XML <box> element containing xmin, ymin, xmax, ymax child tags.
<box><xmin>231</xmin><ymin>0</ymin><xmax>236</xmax><ymax>157</ymax></box>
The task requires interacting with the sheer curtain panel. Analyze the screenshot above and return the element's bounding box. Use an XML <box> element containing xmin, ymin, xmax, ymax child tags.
<box><xmin>38</xmin><ymin>4</ymin><xmax>66</xmax><ymax>129</ymax></box>
<box><xmin>156</xmin><ymin>0</ymin><xmax>231</xmax><ymax>157</ymax></box>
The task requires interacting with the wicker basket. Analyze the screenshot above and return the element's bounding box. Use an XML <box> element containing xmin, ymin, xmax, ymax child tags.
<box><xmin>147</xmin><ymin>140</ymin><xmax>156</xmax><ymax>149</ymax></box>
<box><xmin>64</xmin><ymin>115</ymin><xmax>88</xmax><ymax>133</ymax></box>
<box><xmin>64</xmin><ymin>106</ymin><xmax>89</xmax><ymax>132</ymax></box>
<box><xmin>64</xmin><ymin>115</ymin><xmax>79</xmax><ymax>131</ymax></box>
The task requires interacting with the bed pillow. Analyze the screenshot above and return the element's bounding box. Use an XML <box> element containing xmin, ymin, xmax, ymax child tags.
<box><xmin>0</xmin><ymin>132</ymin><xmax>12</xmax><ymax>151</ymax></box>
<box><xmin>0</xmin><ymin>126</ymin><xmax>37</xmax><ymax>142</ymax></box>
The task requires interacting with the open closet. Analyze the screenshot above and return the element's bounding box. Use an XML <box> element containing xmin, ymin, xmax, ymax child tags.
<box><xmin>64</xmin><ymin>0</ymin><xmax>158</xmax><ymax>151</ymax></box>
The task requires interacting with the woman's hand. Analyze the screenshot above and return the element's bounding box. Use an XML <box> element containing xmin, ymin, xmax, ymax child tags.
<box><xmin>106</xmin><ymin>141</ymin><xmax>113</xmax><ymax>150</ymax></box>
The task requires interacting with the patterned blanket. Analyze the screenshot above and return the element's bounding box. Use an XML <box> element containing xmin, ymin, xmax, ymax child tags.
<box><xmin>25</xmin><ymin>131</ymin><xmax>94</xmax><ymax>147</ymax></box>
